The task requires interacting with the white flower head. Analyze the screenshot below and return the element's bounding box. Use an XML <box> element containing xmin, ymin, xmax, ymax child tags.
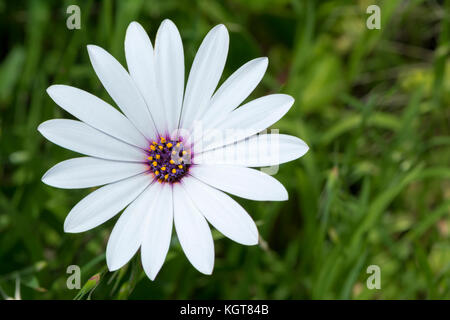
<box><xmin>38</xmin><ymin>20</ymin><xmax>309</xmax><ymax>280</ymax></box>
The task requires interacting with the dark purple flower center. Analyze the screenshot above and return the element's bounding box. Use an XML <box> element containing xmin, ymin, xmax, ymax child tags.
<box><xmin>146</xmin><ymin>136</ymin><xmax>191</xmax><ymax>183</ymax></box>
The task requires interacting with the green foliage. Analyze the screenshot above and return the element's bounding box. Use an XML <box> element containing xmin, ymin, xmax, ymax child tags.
<box><xmin>0</xmin><ymin>0</ymin><xmax>449</xmax><ymax>299</ymax></box>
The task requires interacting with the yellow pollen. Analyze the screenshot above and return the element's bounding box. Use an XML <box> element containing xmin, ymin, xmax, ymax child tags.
<box><xmin>147</xmin><ymin>138</ymin><xmax>190</xmax><ymax>182</ymax></box>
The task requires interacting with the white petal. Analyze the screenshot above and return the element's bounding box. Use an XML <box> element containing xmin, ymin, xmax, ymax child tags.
<box><xmin>87</xmin><ymin>45</ymin><xmax>157</xmax><ymax>139</ymax></box>
<box><xmin>42</xmin><ymin>157</ymin><xmax>148</xmax><ymax>189</ymax></box>
<box><xmin>196</xmin><ymin>94</ymin><xmax>294</xmax><ymax>152</ymax></box>
<box><xmin>106</xmin><ymin>182</ymin><xmax>158</xmax><ymax>271</ymax></box>
<box><xmin>201</xmin><ymin>57</ymin><xmax>268</xmax><ymax>128</ymax></box>
<box><xmin>173</xmin><ymin>183</ymin><xmax>214</xmax><ymax>275</ymax></box>
<box><xmin>125</xmin><ymin>22</ymin><xmax>166</xmax><ymax>135</ymax></box>
<box><xmin>182</xmin><ymin>177</ymin><xmax>258</xmax><ymax>245</ymax></box>
<box><xmin>64</xmin><ymin>173</ymin><xmax>151</xmax><ymax>233</ymax></box>
<box><xmin>180</xmin><ymin>24</ymin><xmax>229</xmax><ymax>130</ymax></box>
<box><xmin>141</xmin><ymin>183</ymin><xmax>173</xmax><ymax>280</ymax></box>
<box><xmin>194</xmin><ymin>133</ymin><xmax>309</xmax><ymax>167</ymax></box>
<box><xmin>154</xmin><ymin>19</ymin><xmax>184</xmax><ymax>135</ymax></box>
<box><xmin>46</xmin><ymin>85</ymin><xmax>148</xmax><ymax>149</ymax></box>
<box><xmin>38</xmin><ymin>119</ymin><xmax>146</xmax><ymax>162</ymax></box>
<box><xmin>190</xmin><ymin>165</ymin><xmax>288</xmax><ymax>201</ymax></box>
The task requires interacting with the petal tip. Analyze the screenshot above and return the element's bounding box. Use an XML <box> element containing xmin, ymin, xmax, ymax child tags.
<box><xmin>212</xmin><ymin>24</ymin><xmax>229</xmax><ymax>40</ymax></box>
<box><xmin>41</xmin><ymin>172</ymin><xmax>50</xmax><ymax>185</ymax></box>
<box><xmin>64</xmin><ymin>216</ymin><xmax>83</xmax><ymax>233</ymax></box>
<box><xmin>160</xmin><ymin>18</ymin><xmax>176</xmax><ymax>30</ymax></box>
<box><xmin>128</xmin><ymin>21</ymin><xmax>140</xmax><ymax>29</ymax></box>
<box><xmin>46</xmin><ymin>85</ymin><xmax>56</xmax><ymax>95</ymax></box>
<box><xmin>303</xmin><ymin>144</ymin><xmax>310</xmax><ymax>154</ymax></box>
<box><xmin>86</xmin><ymin>44</ymin><xmax>101</xmax><ymax>57</ymax></box>
<box><xmin>63</xmin><ymin>223</ymin><xmax>75</xmax><ymax>233</ymax></box>
<box><xmin>142</xmin><ymin>260</ymin><xmax>162</xmax><ymax>281</ymax></box>
<box><xmin>216</xmin><ymin>23</ymin><xmax>227</xmax><ymax>31</ymax></box>
<box><xmin>285</xmin><ymin>94</ymin><xmax>295</xmax><ymax>104</ymax></box>
<box><xmin>106</xmin><ymin>258</ymin><xmax>122</xmax><ymax>272</ymax></box>
<box><xmin>148</xmin><ymin>270</ymin><xmax>158</xmax><ymax>281</ymax></box>
<box><xmin>37</xmin><ymin>122</ymin><xmax>46</xmax><ymax>134</ymax></box>
<box><xmin>192</xmin><ymin>261</ymin><xmax>214</xmax><ymax>276</ymax></box>
<box><xmin>259</xmin><ymin>56</ymin><xmax>269</xmax><ymax>66</ymax></box>
<box><xmin>126</xmin><ymin>21</ymin><xmax>146</xmax><ymax>37</ymax></box>
<box><xmin>202</xmin><ymin>267</ymin><xmax>213</xmax><ymax>276</ymax></box>
<box><xmin>241</xmin><ymin>232</ymin><xmax>259</xmax><ymax>246</ymax></box>
<box><xmin>297</xmin><ymin>141</ymin><xmax>309</xmax><ymax>158</ymax></box>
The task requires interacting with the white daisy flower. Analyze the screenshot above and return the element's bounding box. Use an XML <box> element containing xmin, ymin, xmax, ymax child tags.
<box><xmin>38</xmin><ymin>20</ymin><xmax>309</xmax><ymax>280</ymax></box>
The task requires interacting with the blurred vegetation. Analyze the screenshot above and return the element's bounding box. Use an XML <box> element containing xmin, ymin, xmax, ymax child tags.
<box><xmin>0</xmin><ymin>0</ymin><xmax>449</xmax><ymax>299</ymax></box>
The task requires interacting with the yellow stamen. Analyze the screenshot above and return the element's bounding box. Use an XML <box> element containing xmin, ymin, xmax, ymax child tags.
<box><xmin>178</xmin><ymin>165</ymin><xmax>183</xmax><ymax>169</ymax></box>
<box><xmin>158</xmin><ymin>145</ymin><xmax>163</xmax><ymax>150</ymax></box>
<box><xmin>161</xmin><ymin>167</ymin><xmax>166</xmax><ymax>171</ymax></box>
<box><xmin>172</xmin><ymin>169</ymin><xmax>176</xmax><ymax>174</ymax></box>
<box><xmin>152</xmin><ymin>141</ymin><xmax>157</xmax><ymax>145</ymax></box>
<box><xmin>160</xmin><ymin>137</ymin><xmax>166</xmax><ymax>143</ymax></box>
<box><xmin>150</xmin><ymin>145</ymin><xmax>156</xmax><ymax>151</ymax></box>
<box><xmin>155</xmin><ymin>154</ymin><xmax>160</xmax><ymax>159</ymax></box>
<box><xmin>167</xmin><ymin>143</ymin><xmax>173</xmax><ymax>148</ymax></box>
<box><xmin>152</xmin><ymin>161</ymin><xmax>157</xmax><ymax>166</ymax></box>
<box><xmin>147</xmin><ymin>156</ymin><xmax>153</xmax><ymax>161</ymax></box>
<box><xmin>155</xmin><ymin>170</ymin><xmax>159</xmax><ymax>175</ymax></box>
<box><xmin>164</xmin><ymin>174</ymin><xmax>169</xmax><ymax>180</ymax></box>
<box><xmin>169</xmin><ymin>159</ymin><xmax>175</xmax><ymax>164</ymax></box>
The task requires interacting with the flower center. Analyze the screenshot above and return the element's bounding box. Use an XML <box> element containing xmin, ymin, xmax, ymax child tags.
<box><xmin>146</xmin><ymin>136</ymin><xmax>191</xmax><ymax>183</ymax></box>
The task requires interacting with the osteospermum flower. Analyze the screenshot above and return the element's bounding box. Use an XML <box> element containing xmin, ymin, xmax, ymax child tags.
<box><xmin>38</xmin><ymin>20</ymin><xmax>309</xmax><ymax>279</ymax></box>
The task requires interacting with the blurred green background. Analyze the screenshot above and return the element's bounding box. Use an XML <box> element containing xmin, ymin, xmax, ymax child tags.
<box><xmin>0</xmin><ymin>0</ymin><xmax>449</xmax><ymax>299</ymax></box>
